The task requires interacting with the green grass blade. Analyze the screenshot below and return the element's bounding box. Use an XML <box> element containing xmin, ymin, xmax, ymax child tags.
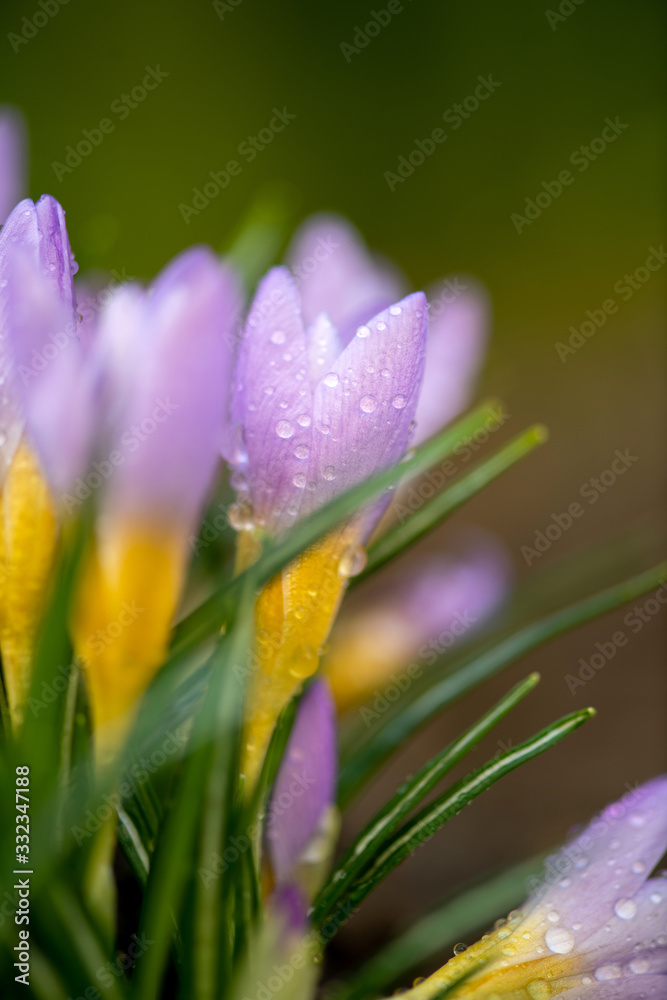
<box><xmin>360</xmin><ymin>425</ymin><xmax>547</xmax><ymax>582</ymax></box>
<box><xmin>313</xmin><ymin>674</ymin><xmax>540</xmax><ymax>926</ymax></box>
<box><xmin>338</xmin><ymin>561</ymin><xmax>665</xmax><ymax>806</ymax></box>
<box><xmin>336</xmin><ymin>709</ymin><xmax>593</xmax><ymax>921</ymax></box>
<box><xmin>336</xmin><ymin>853</ymin><xmax>547</xmax><ymax>1000</ymax></box>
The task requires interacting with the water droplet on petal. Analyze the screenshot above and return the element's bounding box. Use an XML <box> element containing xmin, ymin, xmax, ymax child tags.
<box><xmin>629</xmin><ymin>813</ymin><xmax>647</xmax><ymax>828</ymax></box>
<box><xmin>292</xmin><ymin>473</ymin><xmax>306</xmax><ymax>488</ymax></box>
<box><xmin>376</xmin><ymin>321</ymin><xmax>387</xmax><ymax>331</ymax></box>
<box><xmin>544</xmin><ymin>926</ymin><xmax>574</xmax><ymax>954</ymax></box>
<box><xmin>276</xmin><ymin>420</ymin><xmax>294</xmax><ymax>439</ymax></box>
<box><xmin>297</xmin><ymin>414</ymin><xmax>311</xmax><ymax>427</ymax></box>
<box><xmin>547</xmin><ymin>910</ymin><xmax>560</xmax><ymax>923</ymax></box>
<box><xmin>381</xmin><ymin>368</ymin><xmax>391</xmax><ymax>378</ymax></box>
<box><xmin>650</xmin><ymin>892</ymin><xmax>662</xmax><ymax>904</ymax></box>
<box><xmin>453</xmin><ymin>943</ymin><xmax>467</xmax><ymax>956</ymax></box>
<box><xmin>356</xmin><ymin>325</ymin><xmax>370</xmax><ymax>338</ymax></box>
<box><xmin>389</xmin><ymin>305</ymin><xmax>402</xmax><ymax>315</ymax></box>
<box><xmin>628</xmin><ymin>957</ymin><xmax>651</xmax><ymax>975</ymax></box>
<box><xmin>270</xmin><ymin>329</ymin><xmax>286</xmax><ymax>345</ymax></box>
<box><xmin>526</xmin><ymin>981</ymin><xmax>550</xmax><ymax>1000</ymax></box>
<box><xmin>614</xmin><ymin>898</ymin><xmax>637</xmax><ymax>920</ymax></box>
<box><xmin>323</xmin><ymin>372</ymin><xmax>340</xmax><ymax>388</ymax></box>
<box><xmin>294</xmin><ymin>444</ymin><xmax>309</xmax><ymax>460</ymax></box>
<box><xmin>228</xmin><ymin>501</ymin><xmax>254</xmax><ymax>531</ymax></box>
<box><xmin>360</xmin><ymin>395</ymin><xmax>377</xmax><ymax>413</ymax></box>
<box><xmin>631</xmin><ymin>861</ymin><xmax>646</xmax><ymax>874</ymax></box>
<box><xmin>594</xmin><ymin>963</ymin><xmax>622</xmax><ymax>980</ymax></box>
<box><xmin>392</xmin><ymin>394</ymin><xmax>407</xmax><ymax>409</ymax></box>
<box><xmin>323</xmin><ymin>466</ymin><xmax>336</xmax><ymax>481</ymax></box>
<box><xmin>338</xmin><ymin>545</ymin><xmax>367</xmax><ymax>579</ymax></box>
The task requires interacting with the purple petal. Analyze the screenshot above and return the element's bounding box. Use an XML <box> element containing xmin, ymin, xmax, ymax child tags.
<box><xmin>286</xmin><ymin>214</ymin><xmax>404</xmax><ymax>342</ymax></box>
<box><xmin>0</xmin><ymin>107</ymin><xmax>26</xmax><ymax>225</ymax></box>
<box><xmin>228</xmin><ymin>266</ymin><xmax>313</xmax><ymax>535</ymax></box>
<box><xmin>304</xmin><ymin>292</ymin><xmax>428</xmax><ymax>536</ymax></box>
<box><xmin>576</xmin><ymin>877</ymin><xmax>667</xmax><ymax>974</ymax></box>
<box><xmin>269</xmin><ymin>883</ymin><xmax>309</xmax><ymax>936</ymax></box>
<box><xmin>566</xmin><ymin>976</ymin><xmax>666</xmax><ymax>997</ymax></box>
<box><xmin>99</xmin><ymin>246</ymin><xmax>239</xmax><ymax>529</ymax></box>
<box><xmin>266</xmin><ymin>679</ymin><xmax>337</xmax><ymax>884</ymax></box>
<box><xmin>413</xmin><ymin>278</ymin><xmax>489</xmax><ymax>446</ymax></box>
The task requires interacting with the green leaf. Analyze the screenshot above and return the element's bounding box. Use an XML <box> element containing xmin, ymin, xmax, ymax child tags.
<box><xmin>313</xmin><ymin>674</ymin><xmax>540</xmax><ymax>926</ymax></box>
<box><xmin>335</xmin><ymin>853</ymin><xmax>547</xmax><ymax>1000</ymax></box>
<box><xmin>359</xmin><ymin>425</ymin><xmax>547</xmax><ymax>582</ymax></box>
<box><xmin>338</xmin><ymin>561</ymin><xmax>666</xmax><ymax>806</ymax></box>
<box><xmin>334</xmin><ymin>708</ymin><xmax>593</xmax><ymax>922</ymax></box>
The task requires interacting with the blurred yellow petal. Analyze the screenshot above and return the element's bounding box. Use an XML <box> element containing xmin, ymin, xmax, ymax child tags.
<box><xmin>0</xmin><ymin>440</ymin><xmax>57</xmax><ymax>726</ymax></box>
<box><xmin>71</xmin><ymin>521</ymin><xmax>184</xmax><ymax>763</ymax></box>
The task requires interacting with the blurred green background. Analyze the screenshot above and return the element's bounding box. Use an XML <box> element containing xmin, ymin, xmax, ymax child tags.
<box><xmin>1</xmin><ymin>0</ymin><xmax>664</xmax><ymax>978</ymax></box>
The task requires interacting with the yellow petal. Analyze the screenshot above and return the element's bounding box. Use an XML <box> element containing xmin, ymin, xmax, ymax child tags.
<box><xmin>0</xmin><ymin>441</ymin><xmax>58</xmax><ymax>727</ymax></box>
<box><xmin>241</xmin><ymin>527</ymin><xmax>359</xmax><ymax>788</ymax></box>
<box><xmin>71</xmin><ymin>521</ymin><xmax>185</xmax><ymax>763</ymax></box>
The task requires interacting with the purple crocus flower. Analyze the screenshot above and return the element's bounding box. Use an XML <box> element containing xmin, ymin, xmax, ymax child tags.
<box><xmin>324</xmin><ymin>536</ymin><xmax>511</xmax><ymax>710</ymax></box>
<box><xmin>227</xmin><ymin>265</ymin><xmax>427</xmax><ymax>785</ymax></box>
<box><xmin>0</xmin><ymin>106</ymin><xmax>26</xmax><ymax>225</ymax></box>
<box><xmin>286</xmin><ymin>214</ymin><xmax>489</xmax><ymax>444</ymax></box>
<box><xmin>266</xmin><ymin>679</ymin><xmax>337</xmax><ymax>892</ymax></box>
<box><xmin>399</xmin><ymin>776</ymin><xmax>667</xmax><ymax>998</ymax></box>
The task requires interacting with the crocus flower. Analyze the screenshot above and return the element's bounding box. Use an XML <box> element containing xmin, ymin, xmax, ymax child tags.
<box><xmin>226</xmin><ymin>265</ymin><xmax>427</xmax><ymax>786</ymax></box>
<box><xmin>324</xmin><ymin>538</ymin><xmax>510</xmax><ymax>712</ymax></box>
<box><xmin>0</xmin><ymin>106</ymin><xmax>26</xmax><ymax>225</ymax></box>
<box><xmin>0</xmin><ymin>195</ymin><xmax>79</xmax><ymax>722</ymax></box>
<box><xmin>266</xmin><ymin>679</ymin><xmax>338</xmax><ymax>899</ymax></box>
<box><xmin>286</xmin><ymin>214</ymin><xmax>489</xmax><ymax>444</ymax></box>
<box><xmin>69</xmin><ymin>247</ymin><xmax>239</xmax><ymax>758</ymax></box>
<box><xmin>396</xmin><ymin>776</ymin><xmax>667</xmax><ymax>998</ymax></box>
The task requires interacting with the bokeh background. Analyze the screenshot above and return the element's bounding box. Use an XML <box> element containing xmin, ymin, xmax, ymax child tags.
<box><xmin>1</xmin><ymin>0</ymin><xmax>664</xmax><ymax>981</ymax></box>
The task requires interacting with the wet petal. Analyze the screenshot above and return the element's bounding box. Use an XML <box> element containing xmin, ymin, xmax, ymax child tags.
<box><xmin>305</xmin><ymin>292</ymin><xmax>427</xmax><ymax>536</ymax></box>
<box><xmin>414</xmin><ymin>278</ymin><xmax>489</xmax><ymax>445</ymax></box>
<box><xmin>0</xmin><ymin>106</ymin><xmax>26</xmax><ymax>225</ymax></box>
<box><xmin>266</xmin><ymin>679</ymin><xmax>337</xmax><ymax>884</ymax></box>
<box><xmin>286</xmin><ymin>214</ymin><xmax>404</xmax><ymax>342</ymax></box>
<box><xmin>228</xmin><ymin>266</ymin><xmax>313</xmax><ymax>535</ymax></box>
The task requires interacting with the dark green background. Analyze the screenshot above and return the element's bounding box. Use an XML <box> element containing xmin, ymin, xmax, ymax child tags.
<box><xmin>2</xmin><ymin>0</ymin><xmax>664</xmax><ymax>973</ymax></box>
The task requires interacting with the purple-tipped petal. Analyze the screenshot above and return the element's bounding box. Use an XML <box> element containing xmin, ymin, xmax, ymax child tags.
<box><xmin>567</xmin><ymin>977</ymin><xmax>667</xmax><ymax>998</ymax></box>
<box><xmin>266</xmin><ymin>679</ymin><xmax>337</xmax><ymax>884</ymax></box>
<box><xmin>286</xmin><ymin>214</ymin><xmax>404</xmax><ymax>342</ymax></box>
<box><xmin>228</xmin><ymin>266</ymin><xmax>313</xmax><ymax>535</ymax></box>
<box><xmin>100</xmin><ymin>246</ymin><xmax>239</xmax><ymax>528</ymax></box>
<box><xmin>270</xmin><ymin>883</ymin><xmax>309</xmax><ymax>936</ymax></box>
<box><xmin>576</xmin><ymin>877</ymin><xmax>667</xmax><ymax>973</ymax></box>
<box><xmin>0</xmin><ymin>107</ymin><xmax>26</xmax><ymax>225</ymax></box>
<box><xmin>413</xmin><ymin>279</ymin><xmax>489</xmax><ymax>446</ymax></box>
<box><xmin>304</xmin><ymin>292</ymin><xmax>427</xmax><ymax>535</ymax></box>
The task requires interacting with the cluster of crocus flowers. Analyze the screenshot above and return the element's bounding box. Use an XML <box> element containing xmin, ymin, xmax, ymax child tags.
<box><xmin>0</xmin><ymin>190</ymin><xmax>240</xmax><ymax>759</ymax></box>
<box><xmin>397</xmin><ymin>776</ymin><xmax>667</xmax><ymax>998</ymax></box>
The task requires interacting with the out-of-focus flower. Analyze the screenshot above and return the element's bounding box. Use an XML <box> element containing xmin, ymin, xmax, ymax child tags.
<box><xmin>286</xmin><ymin>214</ymin><xmax>489</xmax><ymax>444</ymax></box>
<box><xmin>0</xmin><ymin>195</ymin><xmax>79</xmax><ymax>722</ymax></box>
<box><xmin>397</xmin><ymin>776</ymin><xmax>667</xmax><ymax>999</ymax></box>
<box><xmin>226</xmin><ymin>266</ymin><xmax>427</xmax><ymax>785</ymax></box>
<box><xmin>0</xmin><ymin>107</ymin><xmax>27</xmax><ymax>225</ymax></box>
<box><xmin>266</xmin><ymin>679</ymin><xmax>338</xmax><ymax>899</ymax></box>
<box><xmin>70</xmin><ymin>247</ymin><xmax>239</xmax><ymax>759</ymax></box>
<box><xmin>324</xmin><ymin>538</ymin><xmax>511</xmax><ymax>712</ymax></box>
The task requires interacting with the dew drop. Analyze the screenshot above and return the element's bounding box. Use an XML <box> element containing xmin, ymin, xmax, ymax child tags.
<box><xmin>276</xmin><ymin>420</ymin><xmax>294</xmax><ymax>439</ymax></box>
<box><xmin>389</xmin><ymin>305</ymin><xmax>402</xmax><ymax>315</ymax></box>
<box><xmin>594</xmin><ymin>963</ymin><xmax>622</xmax><ymax>980</ymax></box>
<box><xmin>547</xmin><ymin>910</ymin><xmax>560</xmax><ymax>923</ymax></box>
<box><xmin>381</xmin><ymin>368</ymin><xmax>391</xmax><ymax>378</ymax></box>
<box><xmin>323</xmin><ymin>372</ymin><xmax>340</xmax><ymax>388</ymax></box>
<box><xmin>294</xmin><ymin>444</ymin><xmax>309</xmax><ymax>460</ymax></box>
<box><xmin>629</xmin><ymin>813</ymin><xmax>647</xmax><ymax>828</ymax></box>
<box><xmin>526</xmin><ymin>982</ymin><xmax>550</xmax><ymax>1000</ymax></box>
<box><xmin>544</xmin><ymin>926</ymin><xmax>575</xmax><ymax>954</ymax></box>
<box><xmin>631</xmin><ymin>861</ymin><xmax>646</xmax><ymax>874</ymax></box>
<box><xmin>270</xmin><ymin>329</ymin><xmax>286</xmax><ymax>345</ymax></box>
<box><xmin>338</xmin><ymin>545</ymin><xmax>367</xmax><ymax>579</ymax></box>
<box><xmin>613</xmin><ymin>898</ymin><xmax>637</xmax><ymax>920</ymax></box>
<box><xmin>453</xmin><ymin>943</ymin><xmax>467</xmax><ymax>956</ymax></box>
<box><xmin>628</xmin><ymin>957</ymin><xmax>651</xmax><ymax>975</ymax></box>
<box><xmin>297</xmin><ymin>414</ymin><xmax>311</xmax><ymax>428</ymax></box>
<box><xmin>392</xmin><ymin>394</ymin><xmax>407</xmax><ymax>409</ymax></box>
<box><xmin>323</xmin><ymin>466</ymin><xmax>336</xmax><ymax>481</ymax></box>
<box><xmin>356</xmin><ymin>325</ymin><xmax>370</xmax><ymax>339</ymax></box>
<box><xmin>228</xmin><ymin>501</ymin><xmax>254</xmax><ymax>531</ymax></box>
<box><xmin>360</xmin><ymin>395</ymin><xmax>377</xmax><ymax>413</ymax></box>
<box><xmin>559</xmin><ymin>878</ymin><xmax>571</xmax><ymax>888</ymax></box>
<box><xmin>650</xmin><ymin>892</ymin><xmax>662</xmax><ymax>904</ymax></box>
<box><xmin>376</xmin><ymin>321</ymin><xmax>387</xmax><ymax>331</ymax></box>
<box><xmin>292</xmin><ymin>473</ymin><xmax>306</xmax><ymax>488</ymax></box>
